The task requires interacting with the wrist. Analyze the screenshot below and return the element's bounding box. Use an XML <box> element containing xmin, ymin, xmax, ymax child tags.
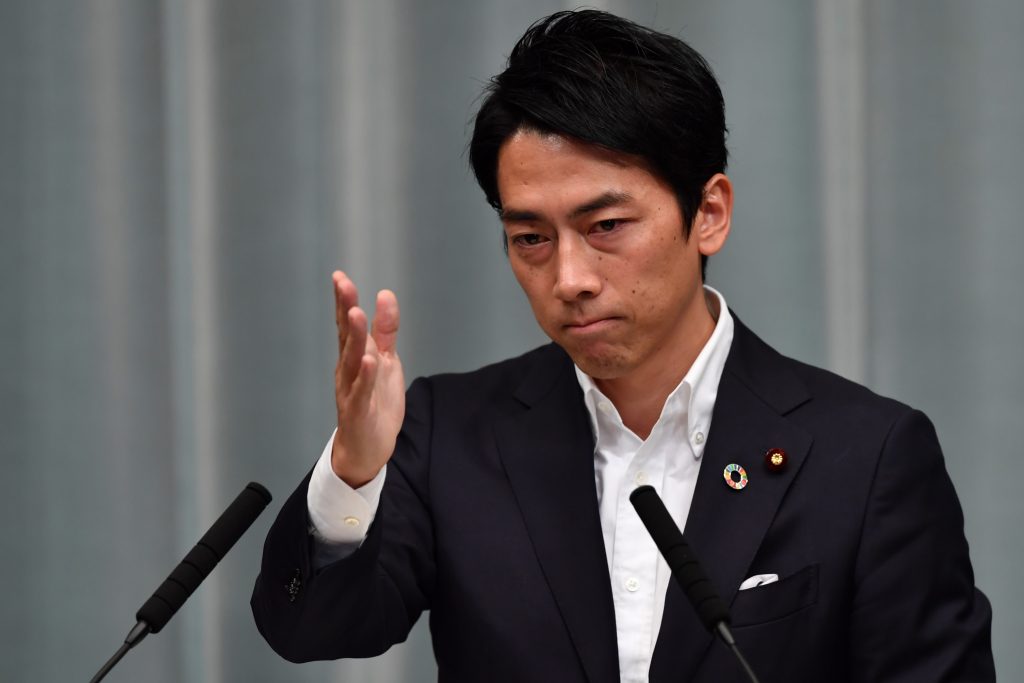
<box><xmin>330</xmin><ymin>438</ymin><xmax>380</xmax><ymax>489</ymax></box>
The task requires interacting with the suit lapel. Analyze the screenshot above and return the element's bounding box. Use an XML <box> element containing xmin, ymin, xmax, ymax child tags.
<box><xmin>493</xmin><ymin>346</ymin><xmax>619</xmax><ymax>683</ymax></box>
<box><xmin>650</xmin><ymin>319</ymin><xmax>814</xmax><ymax>682</ymax></box>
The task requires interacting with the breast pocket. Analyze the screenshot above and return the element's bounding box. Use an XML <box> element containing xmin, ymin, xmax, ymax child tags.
<box><xmin>731</xmin><ymin>563</ymin><xmax>819</xmax><ymax>627</ymax></box>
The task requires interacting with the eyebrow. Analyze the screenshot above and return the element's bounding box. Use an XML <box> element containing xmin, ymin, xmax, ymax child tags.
<box><xmin>499</xmin><ymin>190</ymin><xmax>634</xmax><ymax>223</ymax></box>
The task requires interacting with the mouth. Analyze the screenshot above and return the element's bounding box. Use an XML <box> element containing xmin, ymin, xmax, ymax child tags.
<box><xmin>562</xmin><ymin>317</ymin><xmax>621</xmax><ymax>335</ymax></box>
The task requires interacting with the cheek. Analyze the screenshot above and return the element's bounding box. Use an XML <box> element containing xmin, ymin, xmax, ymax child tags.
<box><xmin>628</xmin><ymin>251</ymin><xmax>693</xmax><ymax>318</ymax></box>
<box><xmin>509</xmin><ymin>258</ymin><xmax>535</xmax><ymax>288</ymax></box>
<box><xmin>510</xmin><ymin>262</ymin><xmax>554</xmax><ymax>313</ymax></box>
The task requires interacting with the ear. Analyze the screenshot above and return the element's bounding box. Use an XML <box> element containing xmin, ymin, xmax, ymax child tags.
<box><xmin>693</xmin><ymin>173</ymin><xmax>733</xmax><ymax>257</ymax></box>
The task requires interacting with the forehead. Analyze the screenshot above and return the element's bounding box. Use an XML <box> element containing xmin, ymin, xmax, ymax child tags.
<box><xmin>497</xmin><ymin>129</ymin><xmax>636</xmax><ymax>175</ymax></box>
<box><xmin>496</xmin><ymin>130</ymin><xmax>666</xmax><ymax>209</ymax></box>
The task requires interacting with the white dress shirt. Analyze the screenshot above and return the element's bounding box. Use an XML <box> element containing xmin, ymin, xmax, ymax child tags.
<box><xmin>577</xmin><ymin>286</ymin><xmax>733</xmax><ymax>682</ymax></box>
<box><xmin>307</xmin><ymin>286</ymin><xmax>734</xmax><ymax>682</ymax></box>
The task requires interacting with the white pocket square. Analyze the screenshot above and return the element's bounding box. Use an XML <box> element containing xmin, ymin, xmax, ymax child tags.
<box><xmin>739</xmin><ymin>573</ymin><xmax>779</xmax><ymax>590</ymax></box>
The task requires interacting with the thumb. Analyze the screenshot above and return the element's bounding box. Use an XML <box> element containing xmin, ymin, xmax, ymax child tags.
<box><xmin>371</xmin><ymin>289</ymin><xmax>400</xmax><ymax>353</ymax></box>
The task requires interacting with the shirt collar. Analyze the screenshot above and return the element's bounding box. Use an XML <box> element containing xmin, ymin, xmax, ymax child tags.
<box><xmin>574</xmin><ymin>286</ymin><xmax>735</xmax><ymax>459</ymax></box>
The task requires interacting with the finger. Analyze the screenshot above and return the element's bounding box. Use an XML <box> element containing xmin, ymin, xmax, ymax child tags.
<box><xmin>333</xmin><ymin>271</ymin><xmax>359</xmax><ymax>356</ymax></box>
<box><xmin>371</xmin><ymin>289</ymin><xmax>400</xmax><ymax>354</ymax></box>
<box><xmin>348</xmin><ymin>353</ymin><xmax>380</xmax><ymax>417</ymax></box>
<box><xmin>339</xmin><ymin>306</ymin><xmax>368</xmax><ymax>393</ymax></box>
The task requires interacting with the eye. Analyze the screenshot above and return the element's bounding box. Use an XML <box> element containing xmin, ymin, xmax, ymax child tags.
<box><xmin>593</xmin><ymin>219</ymin><xmax>622</xmax><ymax>233</ymax></box>
<box><xmin>511</xmin><ymin>233</ymin><xmax>548</xmax><ymax>247</ymax></box>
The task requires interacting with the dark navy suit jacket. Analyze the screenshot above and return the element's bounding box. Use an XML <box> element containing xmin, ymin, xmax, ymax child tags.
<box><xmin>252</xmin><ymin>318</ymin><xmax>994</xmax><ymax>682</ymax></box>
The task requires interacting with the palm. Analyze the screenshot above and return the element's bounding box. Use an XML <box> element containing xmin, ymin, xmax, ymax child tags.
<box><xmin>331</xmin><ymin>272</ymin><xmax>406</xmax><ymax>487</ymax></box>
<box><xmin>345</xmin><ymin>340</ymin><xmax>405</xmax><ymax>458</ymax></box>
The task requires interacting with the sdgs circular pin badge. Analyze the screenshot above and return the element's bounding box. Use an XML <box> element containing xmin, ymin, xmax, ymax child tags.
<box><xmin>723</xmin><ymin>463</ymin><xmax>748</xmax><ymax>490</ymax></box>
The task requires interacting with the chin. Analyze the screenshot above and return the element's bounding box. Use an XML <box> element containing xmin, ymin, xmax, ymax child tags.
<box><xmin>563</xmin><ymin>345</ymin><xmax>632</xmax><ymax>380</ymax></box>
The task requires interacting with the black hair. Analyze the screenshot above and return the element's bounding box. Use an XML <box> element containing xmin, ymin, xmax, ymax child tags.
<box><xmin>469</xmin><ymin>9</ymin><xmax>728</xmax><ymax>279</ymax></box>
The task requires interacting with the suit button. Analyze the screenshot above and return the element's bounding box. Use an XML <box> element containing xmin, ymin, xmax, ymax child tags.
<box><xmin>286</xmin><ymin>568</ymin><xmax>302</xmax><ymax>603</ymax></box>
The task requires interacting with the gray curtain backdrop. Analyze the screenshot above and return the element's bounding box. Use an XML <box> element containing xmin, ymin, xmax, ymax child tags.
<box><xmin>2</xmin><ymin>1</ymin><xmax>1021</xmax><ymax>680</ymax></box>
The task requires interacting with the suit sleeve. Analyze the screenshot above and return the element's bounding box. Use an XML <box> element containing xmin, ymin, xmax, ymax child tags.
<box><xmin>849</xmin><ymin>409</ymin><xmax>994</xmax><ymax>681</ymax></box>
<box><xmin>250</xmin><ymin>377</ymin><xmax>437</xmax><ymax>662</ymax></box>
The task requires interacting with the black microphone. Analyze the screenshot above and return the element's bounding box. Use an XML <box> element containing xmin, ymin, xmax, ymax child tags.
<box><xmin>629</xmin><ymin>485</ymin><xmax>760</xmax><ymax>683</ymax></box>
<box><xmin>89</xmin><ymin>482</ymin><xmax>273</xmax><ymax>683</ymax></box>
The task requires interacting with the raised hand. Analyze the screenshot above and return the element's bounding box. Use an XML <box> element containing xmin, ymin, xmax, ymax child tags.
<box><xmin>331</xmin><ymin>271</ymin><xmax>406</xmax><ymax>488</ymax></box>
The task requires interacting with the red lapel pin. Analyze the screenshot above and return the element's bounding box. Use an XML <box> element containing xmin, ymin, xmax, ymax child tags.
<box><xmin>764</xmin><ymin>447</ymin><xmax>787</xmax><ymax>473</ymax></box>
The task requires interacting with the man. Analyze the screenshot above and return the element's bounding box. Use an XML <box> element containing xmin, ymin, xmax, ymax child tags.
<box><xmin>252</xmin><ymin>10</ymin><xmax>994</xmax><ymax>682</ymax></box>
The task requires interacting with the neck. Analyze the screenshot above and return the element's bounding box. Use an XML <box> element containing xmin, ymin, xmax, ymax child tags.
<box><xmin>595</xmin><ymin>290</ymin><xmax>719</xmax><ymax>439</ymax></box>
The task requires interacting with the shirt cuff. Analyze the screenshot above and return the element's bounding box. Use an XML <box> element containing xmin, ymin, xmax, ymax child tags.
<box><xmin>306</xmin><ymin>430</ymin><xmax>386</xmax><ymax>544</ymax></box>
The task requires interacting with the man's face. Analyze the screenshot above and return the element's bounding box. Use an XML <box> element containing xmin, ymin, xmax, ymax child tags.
<box><xmin>497</xmin><ymin>130</ymin><xmax>721</xmax><ymax>381</ymax></box>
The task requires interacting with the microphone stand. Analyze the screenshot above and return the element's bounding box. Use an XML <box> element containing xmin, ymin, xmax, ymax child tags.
<box><xmin>630</xmin><ymin>485</ymin><xmax>761</xmax><ymax>683</ymax></box>
<box><xmin>88</xmin><ymin>482</ymin><xmax>272</xmax><ymax>682</ymax></box>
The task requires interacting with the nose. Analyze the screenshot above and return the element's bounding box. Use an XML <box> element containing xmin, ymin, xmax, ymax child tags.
<box><xmin>552</xmin><ymin>235</ymin><xmax>601</xmax><ymax>301</ymax></box>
